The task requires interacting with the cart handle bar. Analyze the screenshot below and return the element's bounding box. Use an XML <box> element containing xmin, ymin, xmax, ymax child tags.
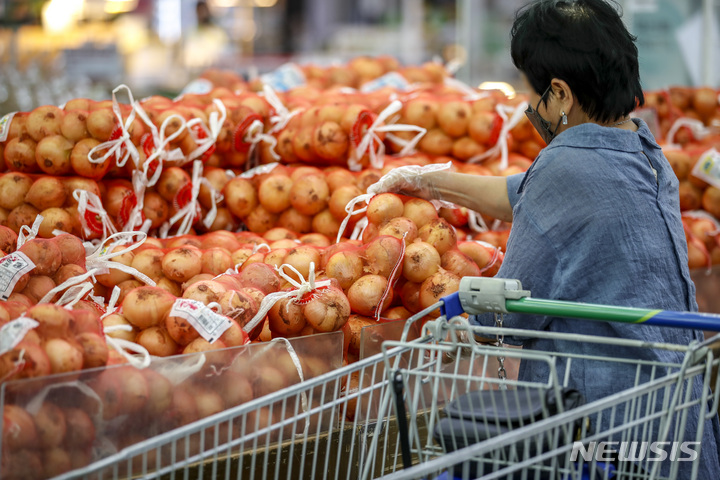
<box><xmin>440</xmin><ymin>277</ymin><xmax>720</xmax><ymax>331</ymax></box>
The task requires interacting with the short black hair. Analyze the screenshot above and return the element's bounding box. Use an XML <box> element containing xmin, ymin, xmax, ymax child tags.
<box><xmin>511</xmin><ymin>0</ymin><xmax>644</xmax><ymax>123</ymax></box>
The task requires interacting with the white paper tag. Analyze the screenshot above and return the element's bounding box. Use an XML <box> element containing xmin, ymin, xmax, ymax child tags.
<box><xmin>0</xmin><ymin>252</ymin><xmax>36</xmax><ymax>301</ymax></box>
<box><xmin>169</xmin><ymin>298</ymin><xmax>232</xmax><ymax>343</ymax></box>
<box><xmin>360</xmin><ymin>72</ymin><xmax>411</xmax><ymax>93</ymax></box>
<box><xmin>0</xmin><ymin>317</ymin><xmax>39</xmax><ymax>356</ymax></box>
<box><xmin>691</xmin><ymin>148</ymin><xmax>720</xmax><ymax>189</ymax></box>
<box><xmin>260</xmin><ymin>63</ymin><xmax>306</xmax><ymax>93</ymax></box>
<box><xmin>0</xmin><ymin>112</ymin><xmax>16</xmax><ymax>143</ymax></box>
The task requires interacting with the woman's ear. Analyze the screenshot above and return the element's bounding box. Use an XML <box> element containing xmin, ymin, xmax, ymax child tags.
<box><xmin>551</xmin><ymin>78</ymin><xmax>574</xmax><ymax>113</ymax></box>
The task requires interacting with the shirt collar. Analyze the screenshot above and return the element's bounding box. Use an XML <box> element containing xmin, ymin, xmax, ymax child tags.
<box><xmin>542</xmin><ymin>118</ymin><xmax>659</xmax><ymax>153</ymax></box>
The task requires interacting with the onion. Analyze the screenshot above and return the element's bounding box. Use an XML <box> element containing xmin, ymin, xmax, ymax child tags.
<box><xmin>194</xmin><ymin>388</ymin><xmax>225</xmax><ymax>419</ymax></box>
<box><xmin>418</xmin><ymin>218</ymin><xmax>457</xmax><ymax>255</ymax></box>
<box><xmin>347</xmin><ymin>274</ymin><xmax>392</xmax><ymax>317</ymax></box>
<box><xmin>142</xmin><ymin>369</ymin><xmax>173</xmax><ymax>416</ymax></box>
<box><xmin>403</xmin><ymin>198</ymin><xmax>438</xmax><ymax>229</ymax></box>
<box><xmin>290</xmin><ymin>174</ymin><xmax>330</xmax><ymax>216</ymax></box>
<box><xmin>263</xmin><ymin>227</ymin><xmax>298</xmax><ymax>242</ymax></box>
<box><xmin>25</xmin><ymin>176</ymin><xmax>67</xmax><ymax>210</ymax></box>
<box><xmin>167</xmin><ymin>236</ymin><xmax>202</xmax><ymax>249</ymax></box>
<box><xmin>264</xmin><ymin>248</ymin><xmax>289</xmax><ymax>269</ymax></box>
<box><xmin>102</xmin><ymin>313</ymin><xmax>137</xmax><ymax>342</ymax></box>
<box><xmin>183</xmin><ymin>337</ymin><xmax>227</xmax><ymax>355</ymax></box>
<box><xmin>75</xmin><ymin>332</ymin><xmax>109</xmax><ymax>369</ymax></box>
<box><xmin>131</xmin><ymin>248</ymin><xmax>165</xmax><ymax>281</ymax></box>
<box><xmin>122</xmin><ymin>286</ymin><xmax>176</xmax><ymax>330</ymax></box>
<box><xmin>89</xmin><ymin>369</ymin><xmax>124</xmax><ymax>420</ymax></box>
<box><xmin>34</xmin><ymin>402</ymin><xmax>67</xmax><ymax>448</ymax></box>
<box><xmin>157</xmin><ymin>166</ymin><xmax>191</xmax><ymax>202</ymax></box>
<box><xmin>116</xmin><ymin>279</ymin><xmax>143</xmax><ymax>303</ymax></box>
<box><xmin>55</xmin><ymin>234</ymin><xmax>86</xmax><ymax>266</ymax></box>
<box><xmin>62</xmin><ymin>408</ymin><xmax>95</xmax><ymax>447</ymax></box>
<box><xmin>378</xmin><ymin>216</ymin><xmax>418</xmax><ymax>245</ymax></box>
<box><xmin>400</xmin><ymin>280</ymin><xmax>423</xmax><ymax>313</ymax></box>
<box><xmin>303</xmin><ymin>286</ymin><xmax>351</xmax><ymax>332</ymax></box>
<box><xmin>3</xmin><ymin>405</ymin><xmax>38</xmax><ymax>450</ymax></box>
<box><xmin>329</xmin><ymin>184</ymin><xmax>364</xmax><ymax>222</ymax></box>
<box><xmin>162</xmin><ymin>246</ymin><xmax>202</xmax><ymax>283</ymax></box>
<box><xmin>200</xmin><ymin>231</ymin><xmax>241</xmax><ymax>252</ymax></box>
<box><xmin>268</xmin><ymin>296</ymin><xmax>306</xmax><ymax>336</ymax></box>
<box><xmin>382</xmin><ymin>305</ymin><xmax>412</xmax><ymax>320</ymax></box>
<box><xmin>220</xmin><ymin>318</ymin><xmax>250</xmax><ymax>347</ymax></box>
<box><xmin>21</xmin><ymin>275</ymin><xmax>56</xmax><ymax>303</ymax></box>
<box><xmin>156</xmin><ymin>276</ymin><xmax>182</xmax><ymax>297</ymax></box>
<box><xmin>95</xmin><ymin>245</ymin><xmax>135</xmax><ymax>287</ymax></box>
<box><xmin>441</xmin><ymin>249</ymin><xmax>482</xmax><ymax>277</ymax></box>
<box><xmin>26</xmin><ymin>304</ymin><xmax>72</xmax><ymax>339</ymax></box>
<box><xmin>224</xmin><ymin>177</ymin><xmax>258</xmax><ymax>218</ymax></box>
<box><xmin>237</xmin><ymin>262</ymin><xmax>281</xmax><ymax>294</ymax></box>
<box><xmin>282</xmin><ymin>246</ymin><xmax>323</xmax><ymax>283</ymax></box>
<box><xmin>45</xmin><ymin>338</ymin><xmax>84</xmax><ymax>374</ymax></box>
<box><xmin>299</xmin><ymin>232</ymin><xmax>332</xmax><ymax>247</ymax></box>
<box><xmin>258</xmin><ymin>174</ymin><xmax>293</xmax><ymax>213</ymax></box>
<box><xmin>136</xmin><ymin>326</ymin><xmax>179</xmax><ymax>357</ymax></box>
<box><xmin>342</xmin><ymin>314</ymin><xmax>376</xmax><ymax>356</ymax></box>
<box><xmin>0</xmin><ymin>172</ymin><xmax>33</xmax><ymax>211</ymax></box>
<box><xmin>142</xmin><ymin>192</ymin><xmax>170</xmax><ymax>229</ymax></box>
<box><xmin>19</xmin><ymin>238</ymin><xmax>62</xmax><ymax>277</ymax></box>
<box><xmin>70</xmin><ymin>307</ymin><xmax>102</xmax><ymax>335</ymax></box>
<box><xmin>244</xmin><ymin>205</ymin><xmax>279</xmax><ymax>234</ymax></box>
<box><xmin>0</xmin><ymin>225</ymin><xmax>17</xmax><ymax>253</ymax></box>
<box><xmin>357</xmin><ymin>169</ymin><xmax>382</xmax><ymax>193</ymax></box>
<box><xmin>201</xmin><ymin>248</ymin><xmax>234</xmax><ymax>275</ymax></box>
<box><xmin>364</xmin><ymin>235</ymin><xmax>404</xmax><ymax>278</ymax></box>
<box><xmin>419</xmin><ymin>270</ymin><xmax>461</xmax><ymax>317</ymax></box>
<box><xmin>402</xmin><ymin>241</ymin><xmax>441</xmax><ymax>283</ymax></box>
<box><xmin>277</xmin><ymin>207</ymin><xmax>313</xmax><ymax>233</ymax></box>
<box><xmin>326</xmin><ymin>168</ymin><xmax>357</xmax><ymax>192</ymax></box>
<box><xmin>182</xmin><ymin>280</ymin><xmax>227</xmax><ymax>305</ymax></box>
<box><xmin>366</xmin><ymin>193</ymin><xmax>404</xmax><ymax>226</ymax></box>
<box><xmin>290</xmin><ymin>165</ymin><xmax>323</xmax><ymax>182</ymax></box>
<box><xmin>312</xmin><ymin>209</ymin><xmax>341</xmax><ymax>239</ymax></box>
<box><xmin>53</xmin><ymin>264</ymin><xmax>86</xmax><ymax>286</ymax></box>
<box><xmin>325</xmin><ymin>250</ymin><xmax>364</xmax><ymax>290</ymax></box>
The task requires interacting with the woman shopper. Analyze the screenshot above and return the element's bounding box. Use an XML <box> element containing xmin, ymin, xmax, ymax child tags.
<box><xmin>379</xmin><ymin>0</ymin><xmax>720</xmax><ymax>477</ymax></box>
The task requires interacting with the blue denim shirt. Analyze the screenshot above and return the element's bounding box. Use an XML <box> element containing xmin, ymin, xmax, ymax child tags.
<box><xmin>472</xmin><ymin>119</ymin><xmax>720</xmax><ymax>477</ymax></box>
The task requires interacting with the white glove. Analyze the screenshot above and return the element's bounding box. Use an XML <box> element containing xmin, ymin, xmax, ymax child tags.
<box><xmin>367</xmin><ymin>161</ymin><xmax>453</xmax><ymax>201</ymax></box>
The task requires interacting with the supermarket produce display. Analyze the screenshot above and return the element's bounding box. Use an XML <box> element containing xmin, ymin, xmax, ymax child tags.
<box><xmin>0</xmin><ymin>56</ymin><xmax>719</xmax><ymax>478</ymax></box>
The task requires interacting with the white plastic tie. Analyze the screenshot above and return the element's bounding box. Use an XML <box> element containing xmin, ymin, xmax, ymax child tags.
<box><xmin>350</xmin><ymin>100</ymin><xmax>426</xmax><ymax>171</ymax></box>
<box><xmin>86</xmin><ymin>84</ymin><xmax>141</xmax><ymax>169</ymax></box>
<box><xmin>159</xmin><ymin>160</ymin><xmax>203</xmax><ymax>238</ymax></box>
<box><xmin>186</xmin><ymin>98</ymin><xmax>227</xmax><ymax>163</ymax></box>
<box><xmin>17</xmin><ymin>215</ymin><xmax>43</xmax><ymax>248</ymax></box>
<box><xmin>242</xmin><ymin>262</ymin><xmax>331</xmax><ymax>334</ymax></box>
<box><xmin>74</xmin><ymin>189</ymin><xmax>118</xmax><ymax>240</ymax></box>
<box><xmin>468</xmin><ymin>101</ymin><xmax>529</xmax><ymax>170</ymax></box>
<box><xmin>666</xmin><ymin>117</ymin><xmax>710</xmax><ymax>149</ymax></box>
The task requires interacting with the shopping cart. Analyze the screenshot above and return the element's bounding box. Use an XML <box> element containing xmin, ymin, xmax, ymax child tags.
<box><xmin>53</xmin><ymin>277</ymin><xmax>720</xmax><ymax>480</ymax></box>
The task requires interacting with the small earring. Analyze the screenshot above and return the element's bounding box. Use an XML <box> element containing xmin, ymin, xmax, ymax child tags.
<box><xmin>561</xmin><ymin>112</ymin><xmax>568</xmax><ymax>125</ymax></box>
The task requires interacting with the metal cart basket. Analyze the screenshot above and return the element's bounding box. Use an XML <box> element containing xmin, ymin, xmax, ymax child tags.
<box><xmin>54</xmin><ymin>277</ymin><xmax>720</xmax><ymax>480</ymax></box>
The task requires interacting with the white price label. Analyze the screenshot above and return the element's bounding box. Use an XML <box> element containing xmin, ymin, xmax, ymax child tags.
<box><xmin>0</xmin><ymin>112</ymin><xmax>17</xmax><ymax>143</ymax></box>
<box><xmin>260</xmin><ymin>63</ymin><xmax>306</xmax><ymax>93</ymax></box>
<box><xmin>691</xmin><ymin>148</ymin><xmax>720</xmax><ymax>189</ymax></box>
<box><xmin>170</xmin><ymin>298</ymin><xmax>232</xmax><ymax>344</ymax></box>
<box><xmin>0</xmin><ymin>317</ymin><xmax>39</xmax><ymax>356</ymax></box>
<box><xmin>0</xmin><ymin>252</ymin><xmax>36</xmax><ymax>301</ymax></box>
<box><xmin>360</xmin><ymin>72</ymin><xmax>411</xmax><ymax>93</ymax></box>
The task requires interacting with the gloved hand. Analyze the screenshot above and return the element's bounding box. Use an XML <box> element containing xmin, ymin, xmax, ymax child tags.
<box><xmin>366</xmin><ymin>162</ymin><xmax>452</xmax><ymax>201</ymax></box>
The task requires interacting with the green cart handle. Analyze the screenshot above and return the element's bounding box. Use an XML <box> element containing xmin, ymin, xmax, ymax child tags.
<box><xmin>440</xmin><ymin>277</ymin><xmax>720</xmax><ymax>331</ymax></box>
